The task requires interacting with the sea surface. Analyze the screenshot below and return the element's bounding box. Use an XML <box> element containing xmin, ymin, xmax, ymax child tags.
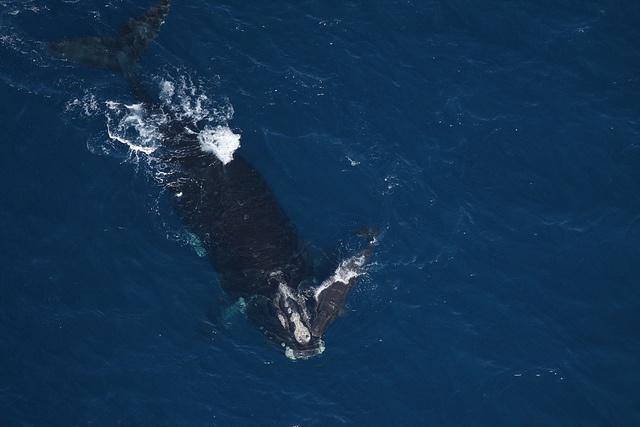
<box><xmin>1</xmin><ymin>1</ymin><xmax>639</xmax><ymax>426</ymax></box>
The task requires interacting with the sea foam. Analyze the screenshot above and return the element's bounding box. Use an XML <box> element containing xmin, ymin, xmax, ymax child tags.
<box><xmin>197</xmin><ymin>125</ymin><xmax>241</xmax><ymax>165</ymax></box>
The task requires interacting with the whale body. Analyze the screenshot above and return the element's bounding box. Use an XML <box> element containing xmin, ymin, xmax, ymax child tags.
<box><xmin>52</xmin><ymin>0</ymin><xmax>375</xmax><ymax>359</ymax></box>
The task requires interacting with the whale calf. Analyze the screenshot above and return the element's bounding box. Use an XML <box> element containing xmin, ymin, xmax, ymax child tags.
<box><xmin>52</xmin><ymin>0</ymin><xmax>376</xmax><ymax>359</ymax></box>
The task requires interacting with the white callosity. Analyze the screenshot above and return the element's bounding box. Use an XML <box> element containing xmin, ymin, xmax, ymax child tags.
<box><xmin>275</xmin><ymin>282</ymin><xmax>311</xmax><ymax>345</ymax></box>
<box><xmin>272</xmin><ymin>251</ymin><xmax>371</xmax><ymax>360</ymax></box>
<box><xmin>285</xmin><ymin>339</ymin><xmax>325</xmax><ymax>361</ymax></box>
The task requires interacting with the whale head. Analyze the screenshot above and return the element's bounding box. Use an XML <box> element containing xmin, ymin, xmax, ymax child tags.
<box><xmin>246</xmin><ymin>249</ymin><xmax>370</xmax><ymax>360</ymax></box>
<box><xmin>264</xmin><ymin>273</ymin><xmax>326</xmax><ymax>359</ymax></box>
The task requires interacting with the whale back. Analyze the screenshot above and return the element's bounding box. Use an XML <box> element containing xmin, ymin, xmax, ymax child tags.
<box><xmin>164</xmin><ymin>147</ymin><xmax>312</xmax><ymax>297</ymax></box>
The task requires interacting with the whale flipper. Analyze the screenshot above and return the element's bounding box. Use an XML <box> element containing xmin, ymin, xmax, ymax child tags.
<box><xmin>310</xmin><ymin>229</ymin><xmax>380</xmax><ymax>337</ymax></box>
<box><xmin>50</xmin><ymin>0</ymin><xmax>171</xmax><ymax>74</ymax></box>
<box><xmin>310</xmin><ymin>253</ymin><xmax>366</xmax><ymax>338</ymax></box>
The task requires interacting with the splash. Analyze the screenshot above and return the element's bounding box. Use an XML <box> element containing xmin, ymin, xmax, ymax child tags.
<box><xmin>104</xmin><ymin>101</ymin><xmax>163</xmax><ymax>158</ymax></box>
<box><xmin>76</xmin><ymin>71</ymin><xmax>239</xmax><ymax>167</ymax></box>
<box><xmin>67</xmin><ymin>71</ymin><xmax>242</xmax><ymax>250</ymax></box>
<box><xmin>154</xmin><ymin>74</ymin><xmax>241</xmax><ymax>164</ymax></box>
<box><xmin>198</xmin><ymin>126</ymin><xmax>241</xmax><ymax>165</ymax></box>
<box><xmin>314</xmin><ymin>254</ymin><xmax>367</xmax><ymax>301</ymax></box>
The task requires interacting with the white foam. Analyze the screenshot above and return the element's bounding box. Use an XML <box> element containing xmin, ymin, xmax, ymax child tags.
<box><xmin>198</xmin><ymin>126</ymin><xmax>241</xmax><ymax>165</ymax></box>
<box><xmin>124</xmin><ymin>103</ymin><xmax>144</xmax><ymax>112</ymax></box>
<box><xmin>314</xmin><ymin>254</ymin><xmax>367</xmax><ymax>301</ymax></box>
<box><xmin>157</xmin><ymin>75</ymin><xmax>215</xmax><ymax>123</ymax></box>
<box><xmin>105</xmin><ymin>120</ymin><xmax>156</xmax><ymax>154</ymax></box>
<box><xmin>74</xmin><ymin>72</ymin><xmax>239</xmax><ymax>181</ymax></box>
<box><xmin>159</xmin><ymin>80</ymin><xmax>175</xmax><ymax>103</ymax></box>
<box><xmin>65</xmin><ymin>92</ymin><xmax>99</xmax><ymax>116</ymax></box>
<box><xmin>104</xmin><ymin>101</ymin><xmax>161</xmax><ymax>155</ymax></box>
<box><xmin>346</xmin><ymin>155</ymin><xmax>360</xmax><ymax>166</ymax></box>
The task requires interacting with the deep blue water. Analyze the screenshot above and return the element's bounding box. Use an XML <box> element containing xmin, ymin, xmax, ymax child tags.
<box><xmin>1</xmin><ymin>0</ymin><xmax>640</xmax><ymax>425</ymax></box>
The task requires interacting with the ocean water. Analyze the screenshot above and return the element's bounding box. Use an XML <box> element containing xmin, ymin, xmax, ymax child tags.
<box><xmin>1</xmin><ymin>0</ymin><xmax>639</xmax><ymax>426</ymax></box>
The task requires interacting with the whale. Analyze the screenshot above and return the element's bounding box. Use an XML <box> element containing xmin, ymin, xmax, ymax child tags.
<box><xmin>51</xmin><ymin>0</ymin><xmax>377</xmax><ymax>359</ymax></box>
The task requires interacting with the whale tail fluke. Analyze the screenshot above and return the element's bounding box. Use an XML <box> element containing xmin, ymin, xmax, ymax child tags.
<box><xmin>50</xmin><ymin>0</ymin><xmax>171</xmax><ymax>76</ymax></box>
